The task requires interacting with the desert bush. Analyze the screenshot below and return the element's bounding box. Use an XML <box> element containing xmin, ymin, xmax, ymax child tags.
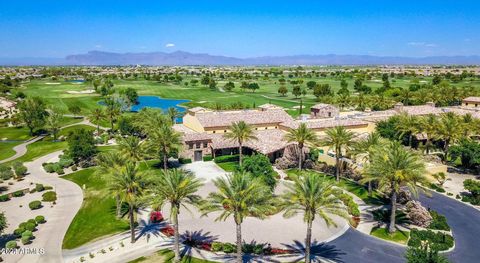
<box><xmin>21</xmin><ymin>235</ymin><xmax>31</xmax><ymax>245</ymax></box>
<box><xmin>27</xmin><ymin>219</ymin><xmax>37</xmax><ymax>226</ymax></box>
<box><xmin>0</xmin><ymin>165</ymin><xmax>13</xmax><ymax>180</ymax></box>
<box><xmin>5</xmin><ymin>241</ymin><xmax>17</xmax><ymax>249</ymax></box>
<box><xmin>211</xmin><ymin>242</ymin><xmax>223</xmax><ymax>252</ymax></box>
<box><xmin>0</xmin><ymin>194</ymin><xmax>9</xmax><ymax>202</ymax></box>
<box><xmin>43</xmin><ymin>163</ymin><xmax>55</xmax><ymax>173</ymax></box>
<box><xmin>12</xmin><ymin>190</ymin><xmax>24</xmax><ymax>197</ymax></box>
<box><xmin>29</xmin><ymin>200</ymin><xmax>42</xmax><ymax>210</ymax></box>
<box><xmin>25</xmin><ymin>222</ymin><xmax>36</xmax><ymax>231</ymax></box>
<box><xmin>42</xmin><ymin>191</ymin><xmax>57</xmax><ymax>202</ymax></box>
<box><xmin>222</xmin><ymin>243</ymin><xmax>236</xmax><ymax>253</ymax></box>
<box><xmin>35</xmin><ymin>184</ymin><xmax>45</xmax><ymax>192</ymax></box>
<box><xmin>13</xmin><ymin>227</ymin><xmax>25</xmax><ymax>237</ymax></box>
<box><xmin>12</xmin><ymin>161</ymin><xmax>27</xmax><ymax>177</ymax></box>
<box><xmin>405</xmin><ymin>201</ymin><xmax>433</xmax><ymax>228</ymax></box>
<box><xmin>35</xmin><ymin>215</ymin><xmax>46</xmax><ymax>224</ymax></box>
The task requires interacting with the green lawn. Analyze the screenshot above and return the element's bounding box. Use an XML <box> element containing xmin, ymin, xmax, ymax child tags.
<box><xmin>62</xmin><ymin>168</ymin><xmax>130</xmax><ymax>249</ymax></box>
<box><xmin>216</xmin><ymin>161</ymin><xmax>238</xmax><ymax>172</ymax></box>
<box><xmin>370</xmin><ymin>226</ymin><xmax>410</xmax><ymax>244</ymax></box>
<box><xmin>58</xmin><ymin>124</ymin><xmax>96</xmax><ymax>137</ymax></box>
<box><xmin>286</xmin><ymin>169</ymin><xmax>386</xmax><ymax>205</ymax></box>
<box><xmin>129</xmin><ymin>249</ymin><xmax>218</xmax><ymax>263</ymax></box>
<box><xmin>12</xmin><ymin>140</ymin><xmax>67</xmax><ymax>164</ymax></box>
<box><xmin>0</xmin><ymin>141</ymin><xmax>21</xmax><ymax>160</ymax></box>
<box><xmin>0</xmin><ymin>126</ymin><xmax>32</xmax><ymax>141</ymax></box>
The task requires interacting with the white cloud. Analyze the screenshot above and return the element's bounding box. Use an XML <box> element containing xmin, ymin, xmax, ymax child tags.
<box><xmin>407</xmin><ymin>42</ymin><xmax>437</xmax><ymax>48</ymax></box>
<box><xmin>94</xmin><ymin>44</ymin><xmax>103</xmax><ymax>49</ymax></box>
<box><xmin>165</xmin><ymin>43</ymin><xmax>175</xmax><ymax>48</ymax></box>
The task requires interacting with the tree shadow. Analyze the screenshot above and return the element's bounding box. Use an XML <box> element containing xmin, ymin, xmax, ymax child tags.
<box><xmin>278</xmin><ymin>240</ymin><xmax>346</xmax><ymax>263</ymax></box>
<box><xmin>134</xmin><ymin>218</ymin><xmax>167</xmax><ymax>241</ymax></box>
<box><xmin>179</xmin><ymin>230</ymin><xmax>219</xmax><ymax>259</ymax></box>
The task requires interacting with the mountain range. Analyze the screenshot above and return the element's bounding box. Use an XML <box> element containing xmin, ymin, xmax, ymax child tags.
<box><xmin>1</xmin><ymin>50</ymin><xmax>480</xmax><ymax>66</ymax></box>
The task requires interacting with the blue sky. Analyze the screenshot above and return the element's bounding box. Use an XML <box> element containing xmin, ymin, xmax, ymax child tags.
<box><xmin>0</xmin><ymin>0</ymin><xmax>479</xmax><ymax>58</ymax></box>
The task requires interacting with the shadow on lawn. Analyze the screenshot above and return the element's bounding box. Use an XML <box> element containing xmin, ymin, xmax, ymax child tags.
<box><xmin>278</xmin><ymin>240</ymin><xmax>346</xmax><ymax>263</ymax></box>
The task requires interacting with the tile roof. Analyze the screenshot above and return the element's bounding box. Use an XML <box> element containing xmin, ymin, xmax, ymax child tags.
<box><xmin>395</xmin><ymin>105</ymin><xmax>444</xmax><ymax>116</ymax></box>
<box><xmin>280</xmin><ymin>118</ymin><xmax>368</xmax><ymax>130</ymax></box>
<box><xmin>195</xmin><ymin>109</ymin><xmax>293</xmax><ymax>128</ymax></box>
<box><xmin>463</xmin><ymin>97</ymin><xmax>480</xmax><ymax>103</ymax></box>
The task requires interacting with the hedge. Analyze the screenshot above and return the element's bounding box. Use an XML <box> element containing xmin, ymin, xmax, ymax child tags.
<box><xmin>21</xmin><ymin>235</ymin><xmax>31</xmax><ymax>245</ymax></box>
<box><xmin>179</xmin><ymin>158</ymin><xmax>192</xmax><ymax>164</ymax></box>
<box><xmin>428</xmin><ymin>210</ymin><xmax>450</xmax><ymax>231</ymax></box>
<box><xmin>35</xmin><ymin>215</ymin><xmax>46</xmax><ymax>224</ymax></box>
<box><xmin>214</xmin><ymin>155</ymin><xmax>239</xmax><ymax>163</ymax></box>
<box><xmin>12</xmin><ymin>190</ymin><xmax>25</xmax><ymax>197</ymax></box>
<box><xmin>13</xmin><ymin>227</ymin><xmax>25</xmax><ymax>237</ymax></box>
<box><xmin>22</xmin><ymin>230</ymin><xmax>33</xmax><ymax>239</ymax></box>
<box><xmin>27</xmin><ymin>219</ymin><xmax>37</xmax><ymax>226</ymax></box>
<box><xmin>29</xmin><ymin>200</ymin><xmax>42</xmax><ymax>210</ymax></box>
<box><xmin>408</xmin><ymin>229</ymin><xmax>454</xmax><ymax>251</ymax></box>
<box><xmin>42</xmin><ymin>191</ymin><xmax>57</xmax><ymax>202</ymax></box>
<box><xmin>0</xmin><ymin>194</ymin><xmax>9</xmax><ymax>202</ymax></box>
<box><xmin>210</xmin><ymin>241</ymin><xmax>236</xmax><ymax>253</ymax></box>
<box><xmin>203</xmin><ymin>155</ymin><xmax>213</xmax><ymax>162</ymax></box>
<box><xmin>25</xmin><ymin>222</ymin><xmax>36</xmax><ymax>231</ymax></box>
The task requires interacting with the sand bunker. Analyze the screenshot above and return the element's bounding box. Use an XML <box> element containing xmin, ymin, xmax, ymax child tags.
<box><xmin>66</xmin><ymin>89</ymin><xmax>95</xmax><ymax>94</ymax></box>
<box><xmin>45</xmin><ymin>82</ymin><xmax>61</xmax><ymax>85</ymax></box>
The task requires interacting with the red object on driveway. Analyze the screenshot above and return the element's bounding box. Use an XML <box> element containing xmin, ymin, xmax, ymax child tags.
<box><xmin>150</xmin><ymin>211</ymin><xmax>164</xmax><ymax>223</ymax></box>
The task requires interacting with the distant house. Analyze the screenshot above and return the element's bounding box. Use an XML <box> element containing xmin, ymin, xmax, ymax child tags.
<box><xmin>310</xmin><ymin>103</ymin><xmax>339</xmax><ymax>119</ymax></box>
<box><xmin>462</xmin><ymin>97</ymin><xmax>480</xmax><ymax>108</ymax></box>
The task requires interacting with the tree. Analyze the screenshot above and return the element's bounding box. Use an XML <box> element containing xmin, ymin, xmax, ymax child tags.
<box><xmin>223</xmin><ymin>121</ymin><xmax>258</xmax><ymax>166</ymax></box>
<box><xmin>67</xmin><ymin>104</ymin><xmax>82</xmax><ymax>118</ymax></box>
<box><xmin>432</xmin><ymin>172</ymin><xmax>447</xmax><ymax>187</ymax></box>
<box><xmin>419</xmin><ymin>114</ymin><xmax>439</xmax><ymax>154</ymax></box>
<box><xmin>284</xmin><ymin>123</ymin><xmax>318</xmax><ymax>170</ymax></box>
<box><xmin>67</xmin><ymin>128</ymin><xmax>97</xmax><ymax>163</ymax></box>
<box><xmin>201</xmin><ymin>171</ymin><xmax>275</xmax><ymax>263</ymax></box>
<box><xmin>0</xmin><ymin>211</ymin><xmax>6</xmax><ymax>235</ymax></box>
<box><xmin>449</xmin><ymin>139</ymin><xmax>480</xmax><ymax>169</ymax></box>
<box><xmin>240</xmin><ymin>154</ymin><xmax>277</xmax><ymax>190</ymax></box>
<box><xmin>396</xmin><ymin>113</ymin><xmax>420</xmax><ymax>147</ymax></box>
<box><xmin>18</xmin><ymin>97</ymin><xmax>48</xmax><ymax>135</ymax></box>
<box><xmin>146</xmin><ymin>125</ymin><xmax>183</xmax><ymax>171</ymax></box>
<box><xmin>362</xmin><ymin>141</ymin><xmax>426</xmax><ymax>233</ymax></box>
<box><xmin>89</xmin><ymin>108</ymin><xmax>105</xmax><ymax>135</ymax></box>
<box><xmin>46</xmin><ymin>109</ymin><xmax>63</xmax><ymax>141</ymax></box>
<box><xmin>224</xmin><ymin>81</ymin><xmax>235</xmax><ymax>92</ymax></box>
<box><xmin>117</xmin><ymin>136</ymin><xmax>145</xmax><ymax>163</ymax></box>
<box><xmin>292</xmin><ymin>85</ymin><xmax>301</xmax><ymax>98</ymax></box>
<box><xmin>281</xmin><ymin>172</ymin><xmax>350</xmax><ymax>263</ymax></box>
<box><xmin>306</xmin><ymin>80</ymin><xmax>316</xmax><ymax>90</ymax></box>
<box><xmin>124</xmin><ymin>88</ymin><xmax>139</xmax><ymax>107</ymax></box>
<box><xmin>313</xmin><ymin>84</ymin><xmax>333</xmax><ymax>100</ymax></box>
<box><xmin>248</xmin><ymin>82</ymin><xmax>260</xmax><ymax>92</ymax></box>
<box><xmin>200</xmin><ymin>75</ymin><xmax>210</xmax><ymax>86</ymax></box>
<box><xmin>152</xmin><ymin>169</ymin><xmax>203</xmax><ymax>263</ymax></box>
<box><xmin>96</xmin><ymin>151</ymin><xmax>127</xmax><ymax>217</ymax></box>
<box><xmin>109</xmin><ymin>162</ymin><xmax>150</xmax><ymax>243</ymax></box>
<box><xmin>351</xmin><ymin>132</ymin><xmax>384</xmax><ymax>194</ymax></box>
<box><xmin>278</xmin><ymin>85</ymin><xmax>288</xmax><ymax>96</ymax></box>
<box><xmin>353</xmin><ymin>79</ymin><xmax>363</xmax><ymax>92</ymax></box>
<box><xmin>105</xmin><ymin>98</ymin><xmax>121</xmax><ymax>130</ymax></box>
<box><xmin>166</xmin><ymin>107</ymin><xmax>182</xmax><ymax>124</ymax></box>
<box><xmin>437</xmin><ymin>112</ymin><xmax>462</xmax><ymax>161</ymax></box>
<box><xmin>321</xmin><ymin>126</ymin><xmax>354</xmax><ymax>181</ymax></box>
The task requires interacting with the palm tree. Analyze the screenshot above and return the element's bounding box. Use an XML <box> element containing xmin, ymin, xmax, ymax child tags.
<box><xmin>147</xmin><ymin>125</ymin><xmax>183</xmax><ymax>171</ymax></box>
<box><xmin>166</xmin><ymin>107</ymin><xmax>182</xmax><ymax>124</ymax></box>
<box><xmin>281</xmin><ymin>172</ymin><xmax>350</xmax><ymax>263</ymax></box>
<box><xmin>105</xmin><ymin>98</ymin><xmax>121</xmax><ymax>130</ymax></box>
<box><xmin>351</xmin><ymin>132</ymin><xmax>383</xmax><ymax>195</ymax></box>
<box><xmin>201</xmin><ymin>171</ymin><xmax>275</xmax><ymax>263</ymax></box>
<box><xmin>284</xmin><ymin>123</ymin><xmax>318</xmax><ymax>170</ymax></box>
<box><xmin>223</xmin><ymin>121</ymin><xmax>258</xmax><ymax>166</ymax></box>
<box><xmin>362</xmin><ymin>141</ymin><xmax>426</xmax><ymax>233</ymax></box>
<box><xmin>321</xmin><ymin>126</ymin><xmax>354</xmax><ymax>181</ymax></box>
<box><xmin>152</xmin><ymin>169</ymin><xmax>203</xmax><ymax>263</ymax></box>
<box><xmin>134</xmin><ymin>108</ymin><xmax>171</xmax><ymax>135</ymax></box>
<box><xmin>419</xmin><ymin>114</ymin><xmax>439</xmax><ymax>154</ymax></box>
<box><xmin>437</xmin><ymin>112</ymin><xmax>462</xmax><ymax>161</ymax></box>
<box><xmin>396</xmin><ymin>113</ymin><xmax>419</xmax><ymax>147</ymax></box>
<box><xmin>461</xmin><ymin>113</ymin><xmax>477</xmax><ymax>138</ymax></box>
<box><xmin>117</xmin><ymin>136</ymin><xmax>145</xmax><ymax>163</ymax></box>
<box><xmin>90</xmin><ymin>108</ymin><xmax>105</xmax><ymax>135</ymax></box>
<box><xmin>95</xmin><ymin>151</ymin><xmax>127</xmax><ymax>218</ymax></box>
<box><xmin>46</xmin><ymin>109</ymin><xmax>63</xmax><ymax>141</ymax></box>
<box><xmin>109</xmin><ymin>162</ymin><xmax>151</xmax><ymax>243</ymax></box>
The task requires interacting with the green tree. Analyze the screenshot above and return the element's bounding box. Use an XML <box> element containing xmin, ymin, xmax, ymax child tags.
<box><xmin>124</xmin><ymin>88</ymin><xmax>139</xmax><ymax>107</ymax></box>
<box><xmin>351</xmin><ymin>132</ymin><xmax>384</xmax><ymax>194</ymax></box>
<box><xmin>396</xmin><ymin>113</ymin><xmax>420</xmax><ymax>147</ymax></box>
<box><xmin>284</xmin><ymin>123</ymin><xmax>318</xmax><ymax>170</ymax></box>
<box><xmin>105</xmin><ymin>98</ymin><xmax>121</xmax><ymax>130</ymax></box>
<box><xmin>321</xmin><ymin>126</ymin><xmax>354</xmax><ymax>181</ymax></box>
<box><xmin>201</xmin><ymin>171</ymin><xmax>275</xmax><ymax>263</ymax></box>
<box><xmin>405</xmin><ymin>243</ymin><xmax>450</xmax><ymax>263</ymax></box>
<box><xmin>437</xmin><ymin>112</ymin><xmax>462</xmax><ymax>161</ymax></box>
<box><xmin>166</xmin><ymin>107</ymin><xmax>182</xmax><ymax>124</ymax></box>
<box><xmin>18</xmin><ymin>97</ymin><xmax>48</xmax><ymax>135</ymax></box>
<box><xmin>67</xmin><ymin>128</ymin><xmax>97</xmax><ymax>163</ymax></box>
<box><xmin>313</xmin><ymin>84</ymin><xmax>333</xmax><ymax>100</ymax></box>
<box><xmin>240</xmin><ymin>154</ymin><xmax>277</xmax><ymax>190</ymax></box>
<box><xmin>152</xmin><ymin>169</ymin><xmax>203</xmax><ymax>263</ymax></box>
<box><xmin>292</xmin><ymin>85</ymin><xmax>301</xmax><ymax>98</ymax></box>
<box><xmin>46</xmin><ymin>109</ymin><xmax>63</xmax><ymax>141</ymax></box>
<box><xmin>306</xmin><ymin>80</ymin><xmax>316</xmax><ymax>90</ymax></box>
<box><xmin>281</xmin><ymin>172</ymin><xmax>350</xmax><ymax>263</ymax></box>
<box><xmin>117</xmin><ymin>136</ymin><xmax>145</xmax><ymax>163</ymax></box>
<box><xmin>96</xmin><ymin>151</ymin><xmax>127</xmax><ymax>218</ymax></box>
<box><xmin>223</xmin><ymin>121</ymin><xmax>258</xmax><ymax>166</ymax></box>
<box><xmin>419</xmin><ymin>114</ymin><xmax>439</xmax><ymax>154</ymax></box>
<box><xmin>248</xmin><ymin>82</ymin><xmax>260</xmax><ymax>92</ymax></box>
<box><xmin>278</xmin><ymin>85</ymin><xmax>288</xmax><ymax>96</ymax></box>
<box><xmin>109</xmin><ymin>162</ymin><xmax>150</xmax><ymax>243</ymax></box>
<box><xmin>362</xmin><ymin>141</ymin><xmax>426</xmax><ymax>233</ymax></box>
<box><xmin>224</xmin><ymin>81</ymin><xmax>235</xmax><ymax>92</ymax></box>
<box><xmin>146</xmin><ymin>125</ymin><xmax>183</xmax><ymax>171</ymax></box>
<box><xmin>89</xmin><ymin>108</ymin><xmax>105</xmax><ymax>135</ymax></box>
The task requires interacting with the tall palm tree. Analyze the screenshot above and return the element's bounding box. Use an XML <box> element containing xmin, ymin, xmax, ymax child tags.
<box><xmin>109</xmin><ymin>162</ymin><xmax>151</xmax><ymax>243</ymax></box>
<box><xmin>362</xmin><ymin>141</ymin><xmax>426</xmax><ymax>233</ymax></box>
<box><xmin>418</xmin><ymin>114</ymin><xmax>439</xmax><ymax>154</ymax></box>
<box><xmin>105</xmin><ymin>99</ymin><xmax>121</xmax><ymax>131</ymax></box>
<box><xmin>284</xmin><ymin>123</ymin><xmax>318</xmax><ymax>170</ymax></box>
<box><xmin>152</xmin><ymin>169</ymin><xmax>203</xmax><ymax>263</ymax></box>
<box><xmin>437</xmin><ymin>112</ymin><xmax>462</xmax><ymax>161</ymax></box>
<box><xmin>321</xmin><ymin>126</ymin><xmax>354</xmax><ymax>181</ymax></box>
<box><xmin>223</xmin><ymin>121</ymin><xmax>258</xmax><ymax>166</ymax></box>
<box><xmin>134</xmin><ymin>108</ymin><xmax>171</xmax><ymax>135</ymax></box>
<box><xmin>166</xmin><ymin>107</ymin><xmax>182</xmax><ymax>124</ymax></box>
<box><xmin>396</xmin><ymin>113</ymin><xmax>419</xmax><ymax>147</ymax></box>
<box><xmin>351</xmin><ymin>132</ymin><xmax>383</xmax><ymax>195</ymax></box>
<box><xmin>96</xmin><ymin>151</ymin><xmax>127</xmax><ymax>218</ymax></box>
<box><xmin>147</xmin><ymin>125</ymin><xmax>183</xmax><ymax>171</ymax></box>
<box><xmin>461</xmin><ymin>113</ymin><xmax>477</xmax><ymax>138</ymax></box>
<box><xmin>90</xmin><ymin>108</ymin><xmax>105</xmax><ymax>135</ymax></box>
<box><xmin>281</xmin><ymin>172</ymin><xmax>350</xmax><ymax>263</ymax></box>
<box><xmin>117</xmin><ymin>136</ymin><xmax>145</xmax><ymax>163</ymax></box>
<box><xmin>201</xmin><ymin>171</ymin><xmax>275</xmax><ymax>263</ymax></box>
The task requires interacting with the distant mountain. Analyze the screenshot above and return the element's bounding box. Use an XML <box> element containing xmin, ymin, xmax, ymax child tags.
<box><xmin>2</xmin><ymin>50</ymin><xmax>480</xmax><ymax>66</ymax></box>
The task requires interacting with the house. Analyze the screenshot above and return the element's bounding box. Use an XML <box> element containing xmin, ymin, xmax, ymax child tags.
<box><xmin>310</xmin><ymin>103</ymin><xmax>339</xmax><ymax>118</ymax></box>
<box><xmin>462</xmin><ymin>97</ymin><xmax>480</xmax><ymax>108</ymax></box>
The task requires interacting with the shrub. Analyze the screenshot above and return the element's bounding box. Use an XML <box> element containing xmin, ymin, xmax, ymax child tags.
<box><xmin>27</xmin><ymin>219</ymin><xmax>37</xmax><ymax>226</ymax></box>
<box><xmin>5</xmin><ymin>241</ymin><xmax>17</xmax><ymax>249</ymax></box>
<box><xmin>408</xmin><ymin>229</ymin><xmax>454</xmax><ymax>251</ymax></box>
<box><xmin>35</xmin><ymin>215</ymin><xmax>46</xmax><ymax>224</ymax></box>
<box><xmin>25</xmin><ymin>222</ymin><xmax>36</xmax><ymax>231</ymax></box>
<box><xmin>12</xmin><ymin>161</ymin><xmax>27</xmax><ymax>177</ymax></box>
<box><xmin>240</xmin><ymin>154</ymin><xmax>277</xmax><ymax>190</ymax></box>
<box><xmin>43</xmin><ymin>163</ymin><xmax>55</xmax><ymax>173</ymax></box>
<box><xmin>13</xmin><ymin>227</ymin><xmax>25</xmax><ymax>237</ymax></box>
<box><xmin>214</xmin><ymin>155</ymin><xmax>239</xmax><ymax>163</ymax></box>
<box><xmin>12</xmin><ymin>190</ymin><xmax>24</xmax><ymax>197</ymax></box>
<box><xmin>22</xmin><ymin>230</ymin><xmax>33</xmax><ymax>239</ymax></box>
<box><xmin>19</xmin><ymin>222</ymin><xmax>27</xmax><ymax>228</ymax></box>
<box><xmin>203</xmin><ymin>155</ymin><xmax>213</xmax><ymax>161</ymax></box>
<box><xmin>42</xmin><ymin>191</ymin><xmax>57</xmax><ymax>202</ymax></box>
<box><xmin>58</xmin><ymin>157</ymin><xmax>74</xmax><ymax>168</ymax></box>
<box><xmin>178</xmin><ymin>158</ymin><xmax>192</xmax><ymax>164</ymax></box>
<box><xmin>35</xmin><ymin>184</ymin><xmax>45</xmax><ymax>192</ymax></box>
<box><xmin>242</xmin><ymin>243</ymin><xmax>264</xmax><ymax>254</ymax></box>
<box><xmin>71</xmin><ymin>165</ymin><xmax>78</xmax><ymax>171</ymax></box>
<box><xmin>337</xmin><ymin>192</ymin><xmax>361</xmax><ymax>217</ymax></box>
<box><xmin>44</xmin><ymin>186</ymin><xmax>53</xmax><ymax>190</ymax></box>
<box><xmin>222</xmin><ymin>243</ymin><xmax>236</xmax><ymax>253</ymax></box>
<box><xmin>0</xmin><ymin>165</ymin><xmax>14</xmax><ymax>180</ymax></box>
<box><xmin>211</xmin><ymin>242</ymin><xmax>223</xmax><ymax>252</ymax></box>
<box><xmin>21</xmin><ymin>235</ymin><xmax>31</xmax><ymax>245</ymax></box>
<box><xmin>29</xmin><ymin>200</ymin><xmax>42</xmax><ymax>210</ymax></box>
<box><xmin>428</xmin><ymin>210</ymin><xmax>450</xmax><ymax>231</ymax></box>
<box><xmin>53</xmin><ymin>164</ymin><xmax>64</xmax><ymax>174</ymax></box>
<box><xmin>0</xmin><ymin>194</ymin><xmax>9</xmax><ymax>202</ymax></box>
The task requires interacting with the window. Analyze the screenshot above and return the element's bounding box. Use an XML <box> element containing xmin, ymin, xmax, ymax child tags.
<box><xmin>196</xmin><ymin>143</ymin><xmax>201</xmax><ymax>148</ymax></box>
<box><xmin>265</xmin><ymin>127</ymin><xmax>268</xmax><ymax>130</ymax></box>
<box><xmin>224</xmin><ymin>130</ymin><xmax>227</xmax><ymax>133</ymax></box>
<box><xmin>189</xmin><ymin>143</ymin><xmax>193</xmax><ymax>149</ymax></box>
<box><xmin>213</xmin><ymin>131</ymin><xmax>216</xmax><ymax>134</ymax></box>
<box><xmin>203</xmin><ymin>142</ymin><xmax>208</xmax><ymax>148</ymax></box>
